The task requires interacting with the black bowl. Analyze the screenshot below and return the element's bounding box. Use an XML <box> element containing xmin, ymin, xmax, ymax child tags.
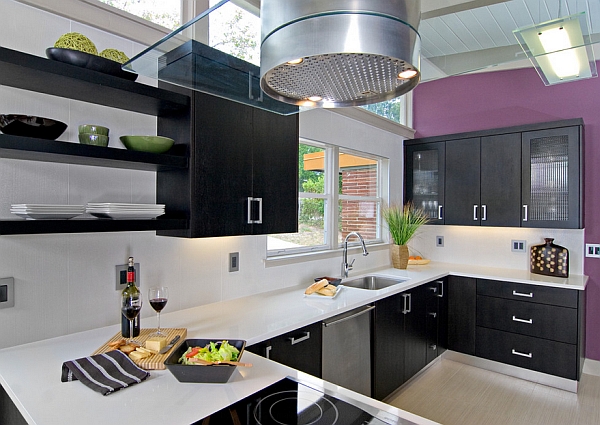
<box><xmin>164</xmin><ymin>339</ymin><xmax>246</xmax><ymax>383</ymax></box>
<box><xmin>0</xmin><ymin>114</ymin><xmax>67</xmax><ymax>140</ymax></box>
<box><xmin>46</xmin><ymin>47</ymin><xmax>138</xmax><ymax>81</ymax></box>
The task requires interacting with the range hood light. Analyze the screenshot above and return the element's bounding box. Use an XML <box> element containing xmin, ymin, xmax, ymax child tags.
<box><xmin>307</xmin><ymin>95</ymin><xmax>323</xmax><ymax>102</ymax></box>
<box><xmin>398</xmin><ymin>69</ymin><xmax>418</xmax><ymax>79</ymax></box>
<box><xmin>260</xmin><ymin>0</ymin><xmax>422</xmax><ymax>107</ymax></box>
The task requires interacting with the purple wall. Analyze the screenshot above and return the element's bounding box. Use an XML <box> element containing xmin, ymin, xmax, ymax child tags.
<box><xmin>413</xmin><ymin>65</ymin><xmax>600</xmax><ymax>360</ymax></box>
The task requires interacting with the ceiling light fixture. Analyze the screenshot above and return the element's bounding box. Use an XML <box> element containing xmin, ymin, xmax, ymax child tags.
<box><xmin>513</xmin><ymin>11</ymin><xmax>597</xmax><ymax>86</ymax></box>
<box><xmin>259</xmin><ymin>0</ymin><xmax>422</xmax><ymax>108</ymax></box>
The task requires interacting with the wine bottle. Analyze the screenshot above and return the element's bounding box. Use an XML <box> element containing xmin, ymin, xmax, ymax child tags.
<box><xmin>121</xmin><ymin>257</ymin><xmax>141</xmax><ymax>337</ymax></box>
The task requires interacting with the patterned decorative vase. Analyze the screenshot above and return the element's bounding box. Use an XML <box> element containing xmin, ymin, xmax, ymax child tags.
<box><xmin>530</xmin><ymin>238</ymin><xmax>569</xmax><ymax>278</ymax></box>
<box><xmin>391</xmin><ymin>244</ymin><xmax>410</xmax><ymax>269</ymax></box>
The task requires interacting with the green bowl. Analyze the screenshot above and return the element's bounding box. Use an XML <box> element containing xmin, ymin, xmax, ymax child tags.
<box><xmin>79</xmin><ymin>132</ymin><xmax>109</xmax><ymax>147</ymax></box>
<box><xmin>78</xmin><ymin>124</ymin><xmax>109</xmax><ymax>136</ymax></box>
<box><xmin>120</xmin><ymin>135</ymin><xmax>174</xmax><ymax>154</ymax></box>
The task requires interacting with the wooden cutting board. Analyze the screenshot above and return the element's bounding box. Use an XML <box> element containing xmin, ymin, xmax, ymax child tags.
<box><xmin>92</xmin><ymin>328</ymin><xmax>187</xmax><ymax>370</ymax></box>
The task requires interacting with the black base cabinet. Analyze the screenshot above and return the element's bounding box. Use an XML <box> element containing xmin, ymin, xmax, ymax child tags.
<box><xmin>246</xmin><ymin>322</ymin><xmax>321</xmax><ymax>378</ymax></box>
<box><xmin>447</xmin><ymin>276</ymin><xmax>477</xmax><ymax>356</ymax></box>
<box><xmin>373</xmin><ymin>280</ymin><xmax>445</xmax><ymax>400</ymax></box>
<box><xmin>447</xmin><ymin>276</ymin><xmax>585</xmax><ymax>382</ymax></box>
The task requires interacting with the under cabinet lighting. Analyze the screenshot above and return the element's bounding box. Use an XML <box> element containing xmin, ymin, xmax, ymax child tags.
<box><xmin>513</xmin><ymin>12</ymin><xmax>597</xmax><ymax>86</ymax></box>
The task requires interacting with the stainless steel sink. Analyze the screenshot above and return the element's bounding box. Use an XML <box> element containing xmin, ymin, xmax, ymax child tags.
<box><xmin>342</xmin><ymin>275</ymin><xmax>408</xmax><ymax>290</ymax></box>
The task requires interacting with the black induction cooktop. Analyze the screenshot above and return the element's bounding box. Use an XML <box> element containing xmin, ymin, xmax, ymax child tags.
<box><xmin>193</xmin><ymin>377</ymin><xmax>415</xmax><ymax>425</ymax></box>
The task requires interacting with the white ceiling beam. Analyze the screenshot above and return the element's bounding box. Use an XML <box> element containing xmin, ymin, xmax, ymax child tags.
<box><xmin>421</xmin><ymin>0</ymin><xmax>511</xmax><ymax>19</ymax></box>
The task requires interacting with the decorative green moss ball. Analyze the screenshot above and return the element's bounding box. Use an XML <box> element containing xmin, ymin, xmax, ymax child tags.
<box><xmin>54</xmin><ymin>32</ymin><xmax>98</xmax><ymax>55</ymax></box>
<box><xmin>99</xmin><ymin>49</ymin><xmax>130</xmax><ymax>64</ymax></box>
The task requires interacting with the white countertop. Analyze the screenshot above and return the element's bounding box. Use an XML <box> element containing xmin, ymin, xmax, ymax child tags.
<box><xmin>0</xmin><ymin>262</ymin><xmax>587</xmax><ymax>425</ymax></box>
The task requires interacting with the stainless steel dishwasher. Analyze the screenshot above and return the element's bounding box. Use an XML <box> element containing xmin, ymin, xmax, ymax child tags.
<box><xmin>322</xmin><ymin>304</ymin><xmax>375</xmax><ymax>397</ymax></box>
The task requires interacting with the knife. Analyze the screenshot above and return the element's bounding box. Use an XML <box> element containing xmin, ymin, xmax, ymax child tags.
<box><xmin>159</xmin><ymin>335</ymin><xmax>181</xmax><ymax>354</ymax></box>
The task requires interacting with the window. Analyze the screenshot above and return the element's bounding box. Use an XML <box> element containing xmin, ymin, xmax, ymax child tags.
<box><xmin>268</xmin><ymin>142</ymin><xmax>385</xmax><ymax>256</ymax></box>
<box><xmin>97</xmin><ymin>0</ymin><xmax>182</xmax><ymax>30</ymax></box>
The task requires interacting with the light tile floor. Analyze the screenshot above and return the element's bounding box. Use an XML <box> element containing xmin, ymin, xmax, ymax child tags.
<box><xmin>387</xmin><ymin>358</ymin><xmax>600</xmax><ymax>425</ymax></box>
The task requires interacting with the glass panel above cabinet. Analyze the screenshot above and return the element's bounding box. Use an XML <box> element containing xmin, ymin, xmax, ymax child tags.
<box><xmin>124</xmin><ymin>0</ymin><xmax>298</xmax><ymax>115</ymax></box>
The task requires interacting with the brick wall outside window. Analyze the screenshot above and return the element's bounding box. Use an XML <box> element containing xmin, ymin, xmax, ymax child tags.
<box><xmin>341</xmin><ymin>167</ymin><xmax>378</xmax><ymax>239</ymax></box>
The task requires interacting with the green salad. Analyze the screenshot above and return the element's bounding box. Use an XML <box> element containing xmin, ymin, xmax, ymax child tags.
<box><xmin>179</xmin><ymin>341</ymin><xmax>240</xmax><ymax>365</ymax></box>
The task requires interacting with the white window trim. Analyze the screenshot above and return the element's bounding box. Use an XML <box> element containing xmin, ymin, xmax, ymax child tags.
<box><xmin>267</xmin><ymin>141</ymin><xmax>387</xmax><ymax>259</ymax></box>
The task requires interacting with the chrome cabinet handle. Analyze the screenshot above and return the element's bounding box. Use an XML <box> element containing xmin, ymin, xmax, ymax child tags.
<box><xmin>288</xmin><ymin>331</ymin><xmax>310</xmax><ymax>345</ymax></box>
<box><xmin>482</xmin><ymin>204</ymin><xmax>487</xmax><ymax>221</ymax></box>
<box><xmin>436</xmin><ymin>280</ymin><xmax>444</xmax><ymax>298</ymax></box>
<box><xmin>512</xmin><ymin>316</ymin><xmax>533</xmax><ymax>324</ymax></box>
<box><xmin>438</xmin><ymin>205</ymin><xmax>443</xmax><ymax>220</ymax></box>
<box><xmin>512</xmin><ymin>290</ymin><xmax>533</xmax><ymax>298</ymax></box>
<box><xmin>428</xmin><ymin>312</ymin><xmax>437</xmax><ymax>318</ymax></box>
<box><xmin>247</xmin><ymin>197</ymin><xmax>263</xmax><ymax>224</ymax></box>
<box><xmin>430</xmin><ymin>344</ymin><xmax>437</xmax><ymax>350</ymax></box>
<box><xmin>473</xmin><ymin>204</ymin><xmax>478</xmax><ymax>220</ymax></box>
<box><xmin>402</xmin><ymin>293</ymin><xmax>411</xmax><ymax>314</ymax></box>
<box><xmin>523</xmin><ymin>204</ymin><xmax>528</xmax><ymax>222</ymax></box>
<box><xmin>511</xmin><ymin>349</ymin><xmax>532</xmax><ymax>358</ymax></box>
<box><xmin>265</xmin><ymin>345</ymin><xmax>272</xmax><ymax>359</ymax></box>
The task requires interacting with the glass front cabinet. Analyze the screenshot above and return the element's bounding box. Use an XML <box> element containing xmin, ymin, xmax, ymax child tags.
<box><xmin>404</xmin><ymin>142</ymin><xmax>445</xmax><ymax>224</ymax></box>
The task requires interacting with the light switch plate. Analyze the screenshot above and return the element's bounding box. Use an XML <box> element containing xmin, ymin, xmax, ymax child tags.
<box><xmin>229</xmin><ymin>252</ymin><xmax>239</xmax><ymax>272</ymax></box>
<box><xmin>115</xmin><ymin>263</ymin><xmax>140</xmax><ymax>291</ymax></box>
<box><xmin>436</xmin><ymin>236</ymin><xmax>444</xmax><ymax>247</ymax></box>
<box><xmin>0</xmin><ymin>277</ymin><xmax>15</xmax><ymax>309</ymax></box>
<box><xmin>585</xmin><ymin>244</ymin><xmax>600</xmax><ymax>258</ymax></box>
<box><xmin>511</xmin><ymin>240</ymin><xmax>526</xmax><ymax>252</ymax></box>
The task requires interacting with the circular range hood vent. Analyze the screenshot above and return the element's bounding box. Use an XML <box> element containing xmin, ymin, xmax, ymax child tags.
<box><xmin>260</xmin><ymin>0</ymin><xmax>421</xmax><ymax>108</ymax></box>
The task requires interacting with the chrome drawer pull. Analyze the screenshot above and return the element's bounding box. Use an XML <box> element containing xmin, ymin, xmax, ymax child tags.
<box><xmin>512</xmin><ymin>316</ymin><xmax>533</xmax><ymax>324</ymax></box>
<box><xmin>512</xmin><ymin>290</ymin><xmax>533</xmax><ymax>298</ymax></box>
<box><xmin>511</xmin><ymin>349</ymin><xmax>532</xmax><ymax>358</ymax></box>
<box><xmin>288</xmin><ymin>331</ymin><xmax>310</xmax><ymax>345</ymax></box>
<box><xmin>265</xmin><ymin>345</ymin><xmax>272</xmax><ymax>359</ymax></box>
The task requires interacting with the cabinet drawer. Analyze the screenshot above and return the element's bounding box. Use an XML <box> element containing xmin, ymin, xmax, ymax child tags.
<box><xmin>476</xmin><ymin>327</ymin><xmax>577</xmax><ymax>380</ymax></box>
<box><xmin>477</xmin><ymin>279</ymin><xmax>578</xmax><ymax>308</ymax></box>
<box><xmin>476</xmin><ymin>295</ymin><xmax>577</xmax><ymax>344</ymax></box>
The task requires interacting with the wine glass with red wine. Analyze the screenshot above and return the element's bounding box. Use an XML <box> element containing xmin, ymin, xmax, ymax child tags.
<box><xmin>148</xmin><ymin>286</ymin><xmax>168</xmax><ymax>337</ymax></box>
<box><xmin>122</xmin><ymin>292</ymin><xmax>142</xmax><ymax>345</ymax></box>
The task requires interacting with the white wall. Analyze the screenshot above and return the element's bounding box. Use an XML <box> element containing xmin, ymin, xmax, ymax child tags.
<box><xmin>0</xmin><ymin>0</ymin><xmax>400</xmax><ymax>349</ymax></box>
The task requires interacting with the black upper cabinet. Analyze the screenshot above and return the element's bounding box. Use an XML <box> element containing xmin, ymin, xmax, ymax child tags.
<box><xmin>445</xmin><ymin>138</ymin><xmax>480</xmax><ymax>225</ymax></box>
<box><xmin>521</xmin><ymin>125</ymin><xmax>582</xmax><ymax>229</ymax></box>
<box><xmin>404</xmin><ymin>142</ymin><xmax>445</xmax><ymax>224</ymax></box>
<box><xmin>445</xmin><ymin>135</ymin><xmax>521</xmax><ymax>226</ymax></box>
<box><xmin>480</xmin><ymin>133</ymin><xmax>522</xmax><ymax>227</ymax></box>
<box><xmin>406</xmin><ymin>119</ymin><xmax>583</xmax><ymax>229</ymax></box>
<box><xmin>157</xmin><ymin>90</ymin><xmax>299</xmax><ymax>238</ymax></box>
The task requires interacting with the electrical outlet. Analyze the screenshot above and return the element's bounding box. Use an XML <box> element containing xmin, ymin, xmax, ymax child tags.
<box><xmin>511</xmin><ymin>240</ymin><xmax>526</xmax><ymax>252</ymax></box>
<box><xmin>0</xmin><ymin>277</ymin><xmax>14</xmax><ymax>309</ymax></box>
<box><xmin>585</xmin><ymin>244</ymin><xmax>600</xmax><ymax>258</ymax></box>
<box><xmin>115</xmin><ymin>263</ymin><xmax>140</xmax><ymax>291</ymax></box>
<box><xmin>436</xmin><ymin>236</ymin><xmax>444</xmax><ymax>247</ymax></box>
<box><xmin>229</xmin><ymin>252</ymin><xmax>239</xmax><ymax>272</ymax></box>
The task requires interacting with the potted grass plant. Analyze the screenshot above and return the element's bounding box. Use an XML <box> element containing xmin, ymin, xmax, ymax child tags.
<box><xmin>382</xmin><ymin>202</ymin><xmax>429</xmax><ymax>269</ymax></box>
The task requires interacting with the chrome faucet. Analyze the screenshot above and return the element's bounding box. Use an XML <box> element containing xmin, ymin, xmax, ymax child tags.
<box><xmin>341</xmin><ymin>231</ymin><xmax>369</xmax><ymax>278</ymax></box>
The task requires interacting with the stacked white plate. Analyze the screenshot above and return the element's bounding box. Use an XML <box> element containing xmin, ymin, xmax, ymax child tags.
<box><xmin>11</xmin><ymin>204</ymin><xmax>85</xmax><ymax>220</ymax></box>
<box><xmin>85</xmin><ymin>203</ymin><xmax>165</xmax><ymax>219</ymax></box>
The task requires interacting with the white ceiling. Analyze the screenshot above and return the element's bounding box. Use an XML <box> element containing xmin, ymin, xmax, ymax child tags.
<box><xmin>419</xmin><ymin>0</ymin><xmax>600</xmax><ymax>80</ymax></box>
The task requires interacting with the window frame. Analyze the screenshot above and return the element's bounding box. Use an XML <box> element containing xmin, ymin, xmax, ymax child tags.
<box><xmin>267</xmin><ymin>139</ymin><xmax>387</xmax><ymax>258</ymax></box>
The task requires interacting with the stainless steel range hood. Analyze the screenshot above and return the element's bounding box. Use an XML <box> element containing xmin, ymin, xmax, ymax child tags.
<box><xmin>124</xmin><ymin>0</ymin><xmax>421</xmax><ymax>114</ymax></box>
<box><xmin>260</xmin><ymin>0</ymin><xmax>422</xmax><ymax>108</ymax></box>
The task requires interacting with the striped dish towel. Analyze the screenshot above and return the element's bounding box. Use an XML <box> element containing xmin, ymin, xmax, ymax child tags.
<box><xmin>61</xmin><ymin>350</ymin><xmax>150</xmax><ymax>395</ymax></box>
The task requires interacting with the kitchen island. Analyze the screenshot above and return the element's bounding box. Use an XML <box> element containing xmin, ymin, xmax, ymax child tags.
<box><xmin>0</xmin><ymin>262</ymin><xmax>587</xmax><ymax>424</ymax></box>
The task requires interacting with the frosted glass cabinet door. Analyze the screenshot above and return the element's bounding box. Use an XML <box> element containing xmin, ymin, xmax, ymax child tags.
<box><xmin>521</xmin><ymin>125</ymin><xmax>582</xmax><ymax>229</ymax></box>
<box><xmin>405</xmin><ymin>142</ymin><xmax>445</xmax><ymax>224</ymax></box>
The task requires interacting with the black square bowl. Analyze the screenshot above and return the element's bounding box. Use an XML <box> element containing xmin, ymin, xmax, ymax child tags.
<box><xmin>164</xmin><ymin>339</ymin><xmax>246</xmax><ymax>383</ymax></box>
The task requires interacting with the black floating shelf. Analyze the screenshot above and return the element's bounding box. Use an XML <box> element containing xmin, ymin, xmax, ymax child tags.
<box><xmin>0</xmin><ymin>135</ymin><xmax>188</xmax><ymax>171</ymax></box>
<box><xmin>0</xmin><ymin>47</ymin><xmax>190</xmax><ymax>116</ymax></box>
<box><xmin>0</xmin><ymin>218</ymin><xmax>188</xmax><ymax>235</ymax></box>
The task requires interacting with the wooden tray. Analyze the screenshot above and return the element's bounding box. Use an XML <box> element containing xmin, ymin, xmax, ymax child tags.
<box><xmin>92</xmin><ymin>328</ymin><xmax>186</xmax><ymax>370</ymax></box>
